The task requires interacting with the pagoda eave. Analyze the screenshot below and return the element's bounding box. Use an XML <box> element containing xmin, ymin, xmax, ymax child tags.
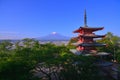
<box><xmin>73</xmin><ymin>29</ymin><xmax>81</xmax><ymax>33</ymax></box>
<box><xmin>77</xmin><ymin>43</ymin><xmax>106</xmax><ymax>47</ymax></box>
<box><xmin>79</xmin><ymin>35</ymin><xmax>106</xmax><ymax>38</ymax></box>
<box><xmin>73</xmin><ymin>27</ymin><xmax>104</xmax><ymax>33</ymax></box>
<box><xmin>80</xmin><ymin>26</ymin><xmax>104</xmax><ymax>30</ymax></box>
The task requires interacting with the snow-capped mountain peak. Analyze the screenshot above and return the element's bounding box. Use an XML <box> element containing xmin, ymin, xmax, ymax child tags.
<box><xmin>51</xmin><ymin>32</ymin><xmax>57</xmax><ymax>35</ymax></box>
<box><xmin>36</xmin><ymin>32</ymin><xmax>70</xmax><ymax>41</ymax></box>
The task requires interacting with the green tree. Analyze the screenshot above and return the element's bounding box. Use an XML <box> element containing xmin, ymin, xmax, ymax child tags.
<box><xmin>67</xmin><ymin>38</ymin><xmax>77</xmax><ymax>49</ymax></box>
<box><xmin>0</xmin><ymin>40</ymin><xmax>13</xmax><ymax>52</ymax></box>
<box><xmin>97</xmin><ymin>32</ymin><xmax>120</xmax><ymax>62</ymax></box>
<box><xmin>22</xmin><ymin>38</ymin><xmax>37</xmax><ymax>48</ymax></box>
<box><xmin>0</xmin><ymin>38</ymin><xmax>107</xmax><ymax>80</ymax></box>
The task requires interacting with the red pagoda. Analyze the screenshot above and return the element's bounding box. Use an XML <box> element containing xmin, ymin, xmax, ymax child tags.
<box><xmin>73</xmin><ymin>10</ymin><xmax>106</xmax><ymax>54</ymax></box>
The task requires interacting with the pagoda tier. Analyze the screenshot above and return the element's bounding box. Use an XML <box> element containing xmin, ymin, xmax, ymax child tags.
<box><xmin>76</xmin><ymin>46</ymin><xmax>97</xmax><ymax>53</ymax></box>
<box><xmin>72</xmin><ymin>34</ymin><xmax>105</xmax><ymax>41</ymax></box>
<box><xmin>77</xmin><ymin>43</ymin><xmax>106</xmax><ymax>47</ymax></box>
<box><xmin>73</xmin><ymin>27</ymin><xmax>104</xmax><ymax>33</ymax></box>
<box><xmin>77</xmin><ymin>34</ymin><xmax>105</xmax><ymax>38</ymax></box>
<box><xmin>73</xmin><ymin>42</ymin><xmax>106</xmax><ymax>47</ymax></box>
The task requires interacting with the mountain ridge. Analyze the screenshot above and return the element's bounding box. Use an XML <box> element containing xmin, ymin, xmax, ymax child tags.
<box><xmin>36</xmin><ymin>32</ymin><xmax>71</xmax><ymax>41</ymax></box>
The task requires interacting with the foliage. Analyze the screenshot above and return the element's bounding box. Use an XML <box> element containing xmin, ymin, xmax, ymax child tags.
<box><xmin>0</xmin><ymin>40</ymin><xmax>13</xmax><ymax>52</ymax></box>
<box><xmin>0</xmin><ymin>38</ymin><xmax>106</xmax><ymax>80</ymax></box>
<box><xmin>67</xmin><ymin>38</ymin><xmax>77</xmax><ymax>49</ymax></box>
<box><xmin>97</xmin><ymin>32</ymin><xmax>120</xmax><ymax>62</ymax></box>
<box><xmin>0</xmin><ymin>57</ymin><xmax>35</xmax><ymax>80</ymax></box>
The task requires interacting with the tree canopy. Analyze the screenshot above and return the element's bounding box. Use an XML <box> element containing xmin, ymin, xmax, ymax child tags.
<box><xmin>0</xmin><ymin>38</ymin><xmax>106</xmax><ymax>80</ymax></box>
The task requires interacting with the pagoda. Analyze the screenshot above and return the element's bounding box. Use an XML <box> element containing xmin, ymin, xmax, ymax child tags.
<box><xmin>73</xmin><ymin>10</ymin><xmax>106</xmax><ymax>54</ymax></box>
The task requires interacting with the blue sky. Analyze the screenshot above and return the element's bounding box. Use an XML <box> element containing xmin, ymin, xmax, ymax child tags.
<box><xmin>0</xmin><ymin>0</ymin><xmax>120</xmax><ymax>39</ymax></box>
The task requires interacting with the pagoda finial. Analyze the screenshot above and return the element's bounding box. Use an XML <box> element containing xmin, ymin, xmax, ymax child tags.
<box><xmin>84</xmin><ymin>9</ymin><xmax>87</xmax><ymax>27</ymax></box>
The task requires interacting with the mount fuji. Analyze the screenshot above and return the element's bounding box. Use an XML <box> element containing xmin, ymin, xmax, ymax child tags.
<box><xmin>36</xmin><ymin>32</ymin><xmax>70</xmax><ymax>41</ymax></box>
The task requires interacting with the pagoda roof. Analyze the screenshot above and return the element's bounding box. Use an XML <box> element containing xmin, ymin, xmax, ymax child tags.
<box><xmin>79</xmin><ymin>43</ymin><xmax>106</xmax><ymax>47</ymax></box>
<box><xmin>75</xmin><ymin>43</ymin><xmax>106</xmax><ymax>47</ymax></box>
<box><xmin>72</xmin><ymin>35</ymin><xmax>105</xmax><ymax>39</ymax></box>
<box><xmin>79</xmin><ymin>34</ymin><xmax>106</xmax><ymax>38</ymax></box>
<box><xmin>73</xmin><ymin>27</ymin><xmax>104</xmax><ymax>33</ymax></box>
